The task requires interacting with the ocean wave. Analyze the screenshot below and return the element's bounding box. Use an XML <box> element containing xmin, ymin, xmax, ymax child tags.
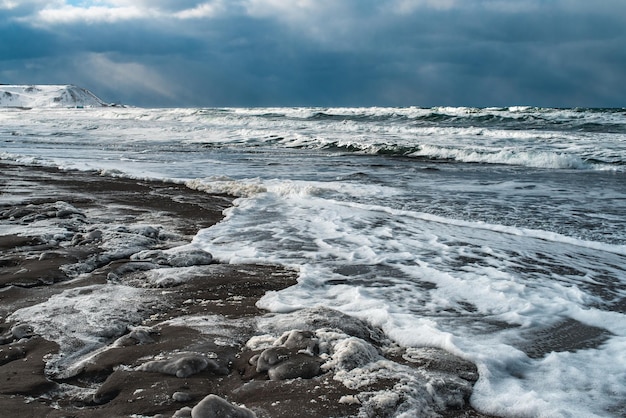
<box><xmin>25</xmin><ymin>105</ymin><xmax>626</xmax><ymax>135</ymax></box>
<box><xmin>186</xmin><ymin>176</ymin><xmax>267</xmax><ymax>197</ymax></box>
<box><xmin>212</xmin><ymin>106</ymin><xmax>626</xmax><ymax>133</ymax></box>
<box><xmin>303</xmin><ymin>142</ymin><xmax>622</xmax><ymax>171</ymax></box>
<box><xmin>410</xmin><ymin>145</ymin><xmax>593</xmax><ymax>169</ymax></box>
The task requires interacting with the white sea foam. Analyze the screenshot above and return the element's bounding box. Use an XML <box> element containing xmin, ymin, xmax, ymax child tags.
<box><xmin>411</xmin><ymin>144</ymin><xmax>593</xmax><ymax>169</ymax></box>
<box><xmin>186</xmin><ymin>176</ymin><xmax>267</xmax><ymax>197</ymax></box>
<box><xmin>192</xmin><ymin>183</ymin><xmax>626</xmax><ymax>418</ymax></box>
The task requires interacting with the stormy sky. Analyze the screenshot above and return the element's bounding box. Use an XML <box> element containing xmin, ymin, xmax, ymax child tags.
<box><xmin>1</xmin><ymin>0</ymin><xmax>625</xmax><ymax>107</ymax></box>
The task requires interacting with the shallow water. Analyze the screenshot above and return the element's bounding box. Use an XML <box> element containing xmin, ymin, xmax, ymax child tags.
<box><xmin>2</xmin><ymin>106</ymin><xmax>626</xmax><ymax>417</ymax></box>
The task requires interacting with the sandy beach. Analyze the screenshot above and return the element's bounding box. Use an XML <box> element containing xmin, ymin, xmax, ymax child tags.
<box><xmin>0</xmin><ymin>162</ymin><xmax>489</xmax><ymax>417</ymax></box>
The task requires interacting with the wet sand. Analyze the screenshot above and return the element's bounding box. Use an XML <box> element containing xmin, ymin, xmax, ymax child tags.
<box><xmin>0</xmin><ymin>162</ymin><xmax>490</xmax><ymax>417</ymax></box>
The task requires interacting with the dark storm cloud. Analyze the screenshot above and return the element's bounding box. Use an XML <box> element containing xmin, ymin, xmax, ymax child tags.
<box><xmin>1</xmin><ymin>1</ymin><xmax>625</xmax><ymax>107</ymax></box>
<box><xmin>0</xmin><ymin>22</ymin><xmax>59</xmax><ymax>60</ymax></box>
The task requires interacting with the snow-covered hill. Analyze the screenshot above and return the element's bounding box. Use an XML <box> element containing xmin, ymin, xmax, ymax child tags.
<box><xmin>0</xmin><ymin>85</ymin><xmax>108</xmax><ymax>108</ymax></box>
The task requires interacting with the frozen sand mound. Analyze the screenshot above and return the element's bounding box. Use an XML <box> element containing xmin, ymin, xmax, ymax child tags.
<box><xmin>0</xmin><ymin>84</ymin><xmax>108</xmax><ymax>108</ymax></box>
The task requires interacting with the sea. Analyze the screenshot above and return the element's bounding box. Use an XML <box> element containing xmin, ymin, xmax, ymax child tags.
<box><xmin>1</xmin><ymin>106</ymin><xmax>625</xmax><ymax>417</ymax></box>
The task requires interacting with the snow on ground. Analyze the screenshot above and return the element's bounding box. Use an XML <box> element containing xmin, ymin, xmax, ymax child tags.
<box><xmin>0</xmin><ymin>85</ymin><xmax>108</xmax><ymax>108</ymax></box>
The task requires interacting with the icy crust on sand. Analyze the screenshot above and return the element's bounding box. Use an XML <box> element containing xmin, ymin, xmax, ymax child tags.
<box><xmin>0</xmin><ymin>85</ymin><xmax>108</xmax><ymax>108</ymax></box>
<box><xmin>190</xmin><ymin>394</ymin><xmax>256</xmax><ymax>418</ymax></box>
<box><xmin>137</xmin><ymin>352</ymin><xmax>228</xmax><ymax>378</ymax></box>
<box><xmin>16</xmin><ymin>284</ymin><xmax>480</xmax><ymax>416</ymax></box>
<box><xmin>171</xmin><ymin>394</ymin><xmax>256</xmax><ymax>418</ymax></box>
<box><xmin>246</xmin><ymin>307</ymin><xmax>478</xmax><ymax>417</ymax></box>
<box><xmin>8</xmin><ymin>284</ymin><xmax>153</xmax><ymax>378</ymax></box>
<box><xmin>2</xmin><ymin>205</ymin><xmax>216</xmax><ymax>380</ymax></box>
<box><xmin>1</xmin><ymin>196</ymin><xmax>217</xmax><ymax>378</ymax></box>
<box><xmin>78</xmin><ymin>306</ymin><xmax>478</xmax><ymax>417</ymax></box>
<box><xmin>0</xmin><ymin>198</ymin><xmax>211</xmax><ymax>279</ymax></box>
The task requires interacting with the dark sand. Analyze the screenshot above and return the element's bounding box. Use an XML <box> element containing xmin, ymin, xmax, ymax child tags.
<box><xmin>0</xmin><ymin>163</ymin><xmax>491</xmax><ymax>417</ymax></box>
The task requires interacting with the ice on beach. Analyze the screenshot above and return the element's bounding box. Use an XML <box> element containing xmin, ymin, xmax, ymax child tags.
<box><xmin>247</xmin><ymin>307</ymin><xmax>477</xmax><ymax>416</ymax></box>
<box><xmin>137</xmin><ymin>353</ymin><xmax>227</xmax><ymax>378</ymax></box>
<box><xmin>189</xmin><ymin>394</ymin><xmax>256</xmax><ymax>418</ymax></box>
<box><xmin>131</xmin><ymin>245</ymin><xmax>214</xmax><ymax>268</ymax></box>
<box><xmin>8</xmin><ymin>284</ymin><xmax>154</xmax><ymax>378</ymax></box>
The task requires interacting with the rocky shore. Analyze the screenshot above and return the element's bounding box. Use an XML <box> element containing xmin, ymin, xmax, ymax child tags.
<box><xmin>0</xmin><ymin>162</ymin><xmax>490</xmax><ymax>417</ymax></box>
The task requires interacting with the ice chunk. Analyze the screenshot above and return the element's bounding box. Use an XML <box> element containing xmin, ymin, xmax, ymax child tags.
<box><xmin>267</xmin><ymin>355</ymin><xmax>321</xmax><ymax>380</ymax></box>
<box><xmin>173</xmin><ymin>406</ymin><xmax>193</xmax><ymax>417</ymax></box>
<box><xmin>257</xmin><ymin>306</ymin><xmax>387</xmax><ymax>345</ymax></box>
<box><xmin>11</xmin><ymin>323</ymin><xmax>35</xmax><ymax>339</ymax></box>
<box><xmin>323</xmin><ymin>336</ymin><xmax>380</xmax><ymax>371</ymax></box>
<box><xmin>191</xmin><ymin>394</ymin><xmax>256</xmax><ymax>418</ymax></box>
<box><xmin>275</xmin><ymin>329</ymin><xmax>318</xmax><ymax>353</ymax></box>
<box><xmin>173</xmin><ymin>391</ymin><xmax>194</xmax><ymax>402</ymax></box>
<box><xmin>131</xmin><ymin>246</ymin><xmax>213</xmax><ymax>267</ymax></box>
<box><xmin>137</xmin><ymin>353</ymin><xmax>228</xmax><ymax>378</ymax></box>
<box><xmin>113</xmin><ymin>326</ymin><xmax>156</xmax><ymax>347</ymax></box>
<box><xmin>255</xmin><ymin>346</ymin><xmax>291</xmax><ymax>373</ymax></box>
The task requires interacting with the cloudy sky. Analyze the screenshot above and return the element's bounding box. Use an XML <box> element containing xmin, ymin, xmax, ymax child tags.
<box><xmin>1</xmin><ymin>0</ymin><xmax>625</xmax><ymax>107</ymax></box>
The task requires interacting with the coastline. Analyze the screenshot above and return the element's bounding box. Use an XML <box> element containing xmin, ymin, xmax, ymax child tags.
<box><xmin>0</xmin><ymin>162</ymin><xmax>490</xmax><ymax>417</ymax></box>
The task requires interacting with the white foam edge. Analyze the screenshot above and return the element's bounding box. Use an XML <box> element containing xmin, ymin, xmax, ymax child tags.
<box><xmin>335</xmin><ymin>199</ymin><xmax>626</xmax><ymax>256</ymax></box>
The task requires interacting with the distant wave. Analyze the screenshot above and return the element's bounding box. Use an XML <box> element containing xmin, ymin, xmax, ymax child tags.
<box><xmin>10</xmin><ymin>106</ymin><xmax>621</xmax><ymax>171</ymax></box>
<box><xmin>310</xmin><ymin>142</ymin><xmax>622</xmax><ymax>170</ymax></box>
<box><xmin>409</xmin><ymin>145</ymin><xmax>594</xmax><ymax>170</ymax></box>
<box><xmin>227</xmin><ymin>106</ymin><xmax>626</xmax><ymax>134</ymax></box>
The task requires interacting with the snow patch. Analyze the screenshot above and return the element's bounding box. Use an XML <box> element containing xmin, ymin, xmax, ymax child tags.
<box><xmin>0</xmin><ymin>85</ymin><xmax>108</xmax><ymax>108</ymax></box>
